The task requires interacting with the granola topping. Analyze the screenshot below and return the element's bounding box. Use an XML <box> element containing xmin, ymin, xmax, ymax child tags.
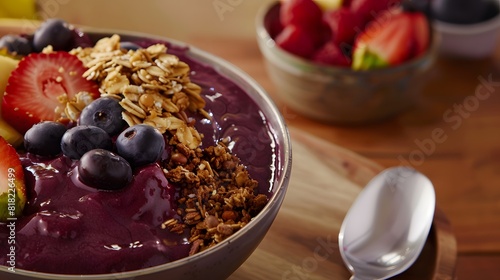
<box><xmin>163</xmin><ymin>140</ymin><xmax>268</xmax><ymax>254</ymax></box>
<box><xmin>67</xmin><ymin>34</ymin><xmax>206</xmax><ymax>149</ymax></box>
<box><xmin>1</xmin><ymin>24</ymin><xmax>276</xmax><ymax>274</ymax></box>
<box><xmin>65</xmin><ymin>36</ymin><xmax>269</xmax><ymax>255</ymax></box>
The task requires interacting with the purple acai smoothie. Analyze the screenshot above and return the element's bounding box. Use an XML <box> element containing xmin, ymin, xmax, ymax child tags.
<box><xmin>0</xmin><ymin>31</ymin><xmax>278</xmax><ymax>274</ymax></box>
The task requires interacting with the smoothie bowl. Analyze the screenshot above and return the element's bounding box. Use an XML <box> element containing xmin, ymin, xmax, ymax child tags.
<box><xmin>0</xmin><ymin>19</ymin><xmax>291</xmax><ymax>280</ymax></box>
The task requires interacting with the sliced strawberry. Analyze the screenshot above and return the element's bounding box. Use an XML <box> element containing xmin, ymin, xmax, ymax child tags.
<box><xmin>280</xmin><ymin>0</ymin><xmax>323</xmax><ymax>29</ymax></box>
<box><xmin>312</xmin><ymin>41</ymin><xmax>351</xmax><ymax>67</ymax></box>
<box><xmin>411</xmin><ymin>12</ymin><xmax>430</xmax><ymax>58</ymax></box>
<box><xmin>0</xmin><ymin>136</ymin><xmax>26</xmax><ymax>221</ymax></box>
<box><xmin>352</xmin><ymin>12</ymin><xmax>413</xmax><ymax>70</ymax></box>
<box><xmin>323</xmin><ymin>7</ymin><xmax>364</xmax><ymax>46</ymax></box>
<box><xmin>2</xmin><ymin>51</ymin><xmax>99</xmax><ymax>134</ymax></box>
<box><xmin>276</xmin><ymin>24</ymin><xmax>317</xmax><ymax>58</ymax></box>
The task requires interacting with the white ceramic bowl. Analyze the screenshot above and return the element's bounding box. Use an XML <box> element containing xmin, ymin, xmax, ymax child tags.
<box><xmin>0</xmin><ymin>27</ymin><xmax>292</xmax><ymax>280</ymax></box>
<box><xmin>433</xmin><ymin>7</ymin><xmax>500</xmax><ymax>58</ymax></box>
<box><xmin>256</xmin><ymin>2</ymin><xmax>437</xmax><ymax>124</ymax></box>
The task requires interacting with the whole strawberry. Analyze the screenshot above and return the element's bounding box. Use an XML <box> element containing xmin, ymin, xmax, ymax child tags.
<box><xmin>280</xmin><ymin>0</ymin><xmax>323</xmax><ymax>28</ymax></box>
<box><xmin>276</xmin><ymin>0</ymin><xmax>329</xmax><ymax>58</ymax></box>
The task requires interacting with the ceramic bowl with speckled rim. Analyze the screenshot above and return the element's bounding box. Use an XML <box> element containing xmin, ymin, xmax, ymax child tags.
<box><xmin>0</xmin><ymin>25</ymin><xmax>292</xmax><ymax>280</ymax></box>
<box><xmin>433</xmin><ymin>0</ymin><xmax>500</xmax><ymax>59</ymax></box>
<box><xmin>256</xmin><ymin>2</ymin><xmax>437</xmax><ymax>124</ymax></box>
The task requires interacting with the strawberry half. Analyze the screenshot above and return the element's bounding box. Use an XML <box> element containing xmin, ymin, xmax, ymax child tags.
<box><xmin>0</xmin><ymin>136</ymin><xmax>26</xmax><ymax>221</ymax></box>
<box><xmin>2</xmin><ymin>52</ymin><xmax>99</xmax><ymax>134</ymax></box>
<box><xmin>352</xmin><ymin>11</ymin><xmax>413</xmax><ymax>70</ymax></box>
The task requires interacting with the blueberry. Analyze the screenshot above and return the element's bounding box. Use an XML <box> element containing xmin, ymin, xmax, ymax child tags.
<box><xmin>78</xmin><ymin>149</ymin><xmax>132</xmax><ymax>190</ymax></box>
<box><xmin>116</xmin><ymin>124</ymin><xmax>165</xmax><ymax>167</ymax></box>
<box><xmin>120</xmin><ymin>41</ymin><xmax>141</xmax><ymax>51</ymax></box>
<box><xmin>79</xmin><ymin>97</ymin><xmax>126</xmax><ymax>136</ymax></box>
<box><xmin>71</xmin><ymin>29</ymin><xmax>93</xmax><ymax>49</ymax></box>
<box><xmin>33</xmin><ymin>19</ymin><xmax>73</xmax><ymax>52</ymax></box>
<box><xmin>61</xmin><ymin>125</ymin><xmax>113</xmax><ymax>159</ymax></box>
<box><xmin>24</xmin><ymin>121</ymin><xmax>67</xmax><ymax>157</ymax></box>
<box><xmin>0</xmin><ymin>35</ymin><xmax>33</xmax><ymax>55</ymax></box>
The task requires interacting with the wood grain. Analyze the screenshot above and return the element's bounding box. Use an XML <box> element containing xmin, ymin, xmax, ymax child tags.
<box><xmin>230</xmin><ymin>128</ymin><xmax>457</xmax><ymax>279</ymax></box>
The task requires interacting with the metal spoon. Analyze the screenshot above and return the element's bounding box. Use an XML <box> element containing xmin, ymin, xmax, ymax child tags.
<box><xmin>338</xmin><ymin>166</ymin><xmax>435</xmax><ymax>280</ymax></box>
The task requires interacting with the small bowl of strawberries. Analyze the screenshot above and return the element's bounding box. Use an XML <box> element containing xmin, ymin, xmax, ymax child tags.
<box><xmin>256</xmin><ymin>0</ymin><xmax>436</xmax><ymax>124</ymax></box>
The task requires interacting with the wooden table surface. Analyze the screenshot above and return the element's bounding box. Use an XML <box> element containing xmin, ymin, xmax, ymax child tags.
<box><xmin>186</xmin><ymin>36</ymin><xmax>500</xmax><ymax>279</ymax></box>
<box><xmin>0</xmin><ymin>19</ymin><xmax>497</xmax><ymax>277</ymax></box>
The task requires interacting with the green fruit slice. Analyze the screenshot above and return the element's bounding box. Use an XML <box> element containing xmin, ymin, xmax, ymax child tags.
<box><xmin>352</xmin><ymin>45</ymin><xmax>388</xmax><ymax>70</ymax></box>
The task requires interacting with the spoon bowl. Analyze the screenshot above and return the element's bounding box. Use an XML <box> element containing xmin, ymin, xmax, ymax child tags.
<box><xmin>338</xmin><ymin>166</ymin><xmax>435</xmax><ymax>280</ymax></box>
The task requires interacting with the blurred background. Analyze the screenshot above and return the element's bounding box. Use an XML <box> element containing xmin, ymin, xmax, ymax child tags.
<box><xmin>0</xmin><ymin>0</ymin><xmax>275</xmax><ymax>41</ymax></box>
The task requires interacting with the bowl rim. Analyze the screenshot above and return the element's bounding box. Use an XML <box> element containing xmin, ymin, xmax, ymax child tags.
<box><xmin>432</xmin><ymin>0</ymin><xmax>500</xmax><ymax>35</ymax></box>
<box><xmin>433</xmin><ymin>16</ymin><xmax>500</xmax><ymax>35</ymax></box>
<box><xmin>0</xmin><ymin>25</ymin><xmax>293</xmax><ymax>279</ymax></box>
<box><xmin>255</xmin><ymin>2</ymin><xmax>437</xmax><ymax>77</ymax></box>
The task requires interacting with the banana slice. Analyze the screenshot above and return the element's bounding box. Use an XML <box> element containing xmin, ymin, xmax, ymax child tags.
<box><xmin>0</xmin><ymin>55</ymin><xmax>23</xmax><ymax>146</ymax></box>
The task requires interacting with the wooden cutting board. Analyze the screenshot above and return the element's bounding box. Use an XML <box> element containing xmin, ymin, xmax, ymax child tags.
<box><xmin>230</xmin><ymin>127</ymin><xmax>457</xmax><ymax>280</ymax></box>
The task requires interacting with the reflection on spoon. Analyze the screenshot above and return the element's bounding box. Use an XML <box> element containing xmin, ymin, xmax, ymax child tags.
<box><xmin>338</xmin><ymin>166</ymin><xmax>435</xmax><ymax>280</ymax></box>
